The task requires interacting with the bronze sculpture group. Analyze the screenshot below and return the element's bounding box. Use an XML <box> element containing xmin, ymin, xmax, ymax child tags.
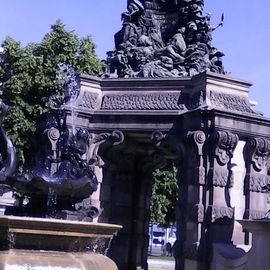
<box><xmin>103</xmin><ymin>0</ymin><xmax>225</xmax><ymax>78</ymax></box>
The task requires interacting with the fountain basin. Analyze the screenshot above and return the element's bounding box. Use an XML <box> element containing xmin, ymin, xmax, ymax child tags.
<box><xmin>0</xmin><ymin>216</ymin><xmax>122</xmax><ymax>270</ymax></box>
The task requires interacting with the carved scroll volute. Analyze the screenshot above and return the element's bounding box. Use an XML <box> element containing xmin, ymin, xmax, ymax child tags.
<box><xmin>244</xmin><ymin>137</ymin><xmax>270</xmax><ymax>193</ymax></box>
<box><xmin>210</xmin><ymin>131</ymin><xmax>239</xmax><ymax>187</ymax></box>
<box><xmin>186</xmin><ymin>131</ymin><xmax>206</xmax><ymax>186</ymax></box>
<box><xmin>88</xmin><ymin>130</ymin><xmax>124</xmax><ymax>167</ymax></box>
<box><xmin>246</xmin><ymin>138</ymin><xmax>270</xmax><ymax>172</ymax></box>
<box><xmin>212</xmin><ymin>131</ymin><xmax>239</xmax><ymax>166</ymax></box>
<box><xmin>45</xmin><ymin>127</ymin><xmax>61</xmax><ymax>176</ymax></box>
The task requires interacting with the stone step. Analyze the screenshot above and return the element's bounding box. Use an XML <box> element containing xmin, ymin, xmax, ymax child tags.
<box><xmin>148</xmin><ymin>259</ymin><xmax>175</xmax><ymax>270</ymax></box>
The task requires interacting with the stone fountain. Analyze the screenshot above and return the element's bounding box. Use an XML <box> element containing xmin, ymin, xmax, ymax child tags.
<box><xmin>2</xmin><ymin>1</ymin><xmax>270</xmax><ymax>269</ymax></box>
<box><xmin>0</xmin><ymin>90</ymin><xmax>122</xmax><ymax>269</ymax></box>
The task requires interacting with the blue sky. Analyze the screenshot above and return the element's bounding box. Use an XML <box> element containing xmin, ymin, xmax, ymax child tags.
<box><xmin>0</xmin><ymin>0</ymin><xmax>269</xmax><ymax>116</ymax></box>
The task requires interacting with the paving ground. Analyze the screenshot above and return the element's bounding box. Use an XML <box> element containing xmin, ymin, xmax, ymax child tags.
<box><xmin>148</xmin><ymin>257</ymin><xmax>175</xmax><ymax>270</ymax></box>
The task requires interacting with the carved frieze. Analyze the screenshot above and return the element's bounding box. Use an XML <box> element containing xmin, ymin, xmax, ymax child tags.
<box><xmin>78</xmin><ymin>92</ymin><xmax>99</xmax><ymax>109</ymax></box>
<box><xmin>101</xmin><ymin>93</ymin><xmax>186</xmax><ymax>111</ymax></box>
<box><xmin>209</xmin><ymin>91</ymin><xmax>255</xmax><ymax>114</ymax></box>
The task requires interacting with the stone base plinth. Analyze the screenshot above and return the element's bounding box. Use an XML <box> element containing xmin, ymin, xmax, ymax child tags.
<box><xmin>239</xmin><ymin>220</ymin><xmax>270</xmax><ymax>270</ymax></box>
<box><xmin>211</xmin><ymin>244</ymin><xmax>250</xmax><ymax>270</ymax></box>
<box><xmin>0</xmin><ymin>250</ymin><xmax>117</xmax><ymax>270</ymax></box>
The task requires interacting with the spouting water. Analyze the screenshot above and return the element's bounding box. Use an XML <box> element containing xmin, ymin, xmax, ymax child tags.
<box><xmin>47</xmin><ymin>187</ymin><xmax>57</xmax><ymax>218</ymax></box>
<box><xmin>71</xmin><ymin>107</ymin><xmax>78</xmax><ymax>136</ymax></box>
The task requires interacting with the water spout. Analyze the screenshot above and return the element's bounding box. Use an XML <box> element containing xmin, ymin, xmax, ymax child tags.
<box><xmin>47</xmin><ymin>187</ymin><xmax>58</xmax><ymax>218</ymax></box>
<box><xmin>71</xmin><ymin>107</ymin><xmax>78</xmax><ymax>136</ymax></box>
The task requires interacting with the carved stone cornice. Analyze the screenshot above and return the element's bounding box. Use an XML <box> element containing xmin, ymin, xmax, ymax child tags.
<box><xmin>209</xmin><ymin>131</ymin><xmax>238</xmax><ymax>188</ymax></box>
<box><xmin>209</xmin><ymin>90</ymin><xmax>255</xmax><ymax>114</ymax></box>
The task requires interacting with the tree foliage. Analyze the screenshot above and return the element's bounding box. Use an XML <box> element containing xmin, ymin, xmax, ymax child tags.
<box><xmin>150</xmin><ymin>166</ymin><xmax>178</xmax><ymax>226</ymax></box>
<box><xmin>0</xmin><ymin>20</ymin><xmax>103</xmax><ymax>171</ymax></box>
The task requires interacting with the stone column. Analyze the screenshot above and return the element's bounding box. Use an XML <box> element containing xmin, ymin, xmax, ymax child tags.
<box><xmin>205</xmin><ymin>130</ymin><xmax>238</xmax><ymax>266</ymax></box>
<box><xmin>243</xmin><ymin>138</ymin><xmax>270</xmax><ymax>236</ymax></box>
<box><xmin>176</xmin><ymin>130</ymin><xmax>239</xmax><ymax>270</ymax></box>
<box><xmin>175</xmin><ymin>130</ymin><xmax>206</xmax><ymax>270</ymax></box>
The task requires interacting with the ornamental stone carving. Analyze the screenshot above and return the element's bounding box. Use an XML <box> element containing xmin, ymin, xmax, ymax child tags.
<box><xmin>186</xmin><ymin>130</ymin><xmax>206</xmax><ymax>186</ymax></box>
<box><xmin>79</xmin><ymin>92</ymin><xmax>99</xmax><ymax>110</ymax></box>
<box><xmin>102</xmin><ymin>0</ymin><xmax>225</xmax><ymax>78</ymax></box>
<box><xmin>209</xmin><ymin>130</ymin><xmax>238</xmax><ymax>188</ymax></box>
<box><xmin>209</xmin><ymin>91</ymin><xmax>255</xmax><ymax>114</ymax></box>
<box><xmin>207</xmin><ymin>205</ymin><xmax>234</xmax><ymax>224</ymax></box>
<box><xmin>246</xmin><ymin>137</ymin><xmax>270</xmax><ymax>172</ymax></box>
<box><xmin>244</xmin><ymin>137</ymin><xmax>270</xmax><ymax>193</ymax></box>
<box><xmin>101</xmin><ymin>93</ymin><xmax>186</xmax><ymax>111</ymax></box>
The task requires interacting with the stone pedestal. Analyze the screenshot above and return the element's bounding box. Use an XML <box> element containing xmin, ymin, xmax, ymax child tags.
<box><xmin>239</xmin><ymin>220</ymin><xmax>270</xmax><ymax>270</ymax></box>
<box><xmin>0</xmin><ymin>216</ymin><xmax>121</xmax><ymax>270</ymax></box>
<box><xmin>211</xmin><ymin>244</ymin><xmax>250</xmax><ymax>270</ymax></box>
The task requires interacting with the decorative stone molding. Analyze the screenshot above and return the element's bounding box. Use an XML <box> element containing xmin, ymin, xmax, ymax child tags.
<box><xmin>78</xmin><ymin>92</ymin><xmax>99</xmax><ymax>110</ymax></box>
<box><xmin>44</xmin><ymin>127</ymin><xmax>61</xmax><ymax>176</ymax></box>
<box><xmin>209</xmin><ymin>91</ymin><xmax>255</xmax><ymax>114</ymax></box>
<box><xmin>211</xmin><ymin>131</ymin><xmax>239</xmax><ymax>166</ymax></box>
<box><xmin>185</xmin><ymin>131</ymin><xmax>206</xmax><ymax>186</ymax></box>
<box><xmin>207</xmin><ymin>205</ymin><xmax>234</xmax><ymax>224</ymax></box>
<box><xmin>209</xmin><ymin>131</ymin><xmax>239</xmax><ymax>187</ymax></box>
<box><xmin>248</xmin><ymin>174</ymin><xmax>268</xmax><ymax>193</ymax></box>
<box><xmin>101</xmin><ymin>93</ymin><xmax>186</xmax><ymax>111</ymax></box>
